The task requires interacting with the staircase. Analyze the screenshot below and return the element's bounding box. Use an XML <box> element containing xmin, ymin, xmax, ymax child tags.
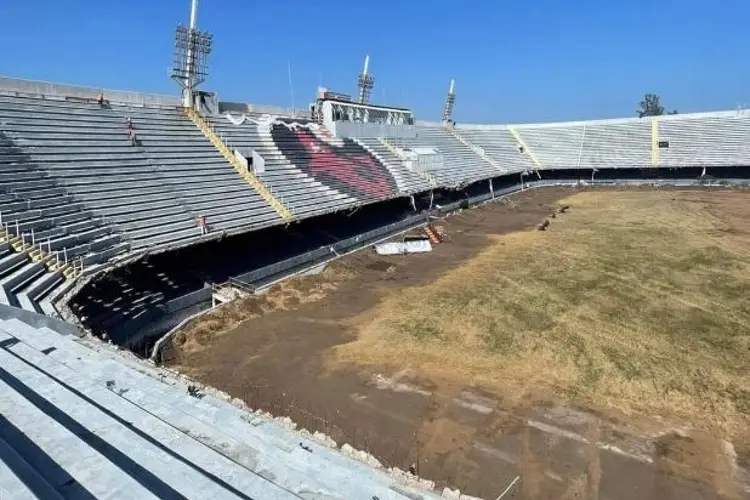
<box><xmin>508</xmin><ymin>127</ymin><xmax>543</xmax><ymax>170</ymax></box>
<box><xmin>185</xmin><ymin>108</ymin><xmax>294</xmax><ymax>222</ymax></box>
<box><xmin>0</xmin><ymin>226</ymin><xmax>71</xmax><ymax>315</ymax></box>
<box><xmin>377</xmin><ymin>137</ymin><xmax>439</xmax><ymax>187</ymax></box>
<box><xmin>424</xmin><ymin>224</ymin><xmax>443</xmax><ymax>244</ymax></box>
<box><xmin>444</xmin><ymin>125</ymin><xmax>505</xmax><ymax>173</ymax></box>
<box><xmin>377</xmin><ymin>136</ymin><xmax>403</xmax><ymax>158</ymax></box>
<box><xmin>6</xmin><ymin>227</ymin><xmax>76</xmax><ymax>279</ymax></box>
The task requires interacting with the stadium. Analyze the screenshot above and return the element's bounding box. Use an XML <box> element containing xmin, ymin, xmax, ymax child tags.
<box><xmin>1</xmin><ymin>1</ymin><xmax>750</xmax><ymax>499</ymax></box>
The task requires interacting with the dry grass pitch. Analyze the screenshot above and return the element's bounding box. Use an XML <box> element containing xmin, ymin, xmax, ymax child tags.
<box><xmin>333</xmin><ymin>190</ymin><xmax>750</xmax><ymax>437</ymax></box>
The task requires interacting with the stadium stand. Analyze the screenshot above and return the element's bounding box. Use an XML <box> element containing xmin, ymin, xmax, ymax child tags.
<box><xmin>0</xmin><ymin>308</ymin><xmax>447</xmax><ymax>499</ymax></box>
<box><xmin>451</xmin><ymin>126</ymin><xmax>537</xmax><ymax>172</ymax></box>
<box><xmin>354</xmin><ymin>136</ymin><xmax>438</xmax><ymax>192</ymax></box>
<box><xmin>268</xmin><ymin>120</ymin><xmax>399</xmax><ymax>201</ymax></box>
<box><xmin>211</xmin><ymin>115</ymin><xmax>360</xmax><ymax>219</ymax></box>
<box><xmin>3</xmin><ymin>71</ymin><xmax>750</xmax><ymax>500</ymax></box>
<box><xmin>577</xmin><ymin>121</ymin><xmax>652</xmax><ymax>169</ymax></box>
<box><xmin>658</xmin><ymin>111</ymin><xmax>750</xmax><ymax>168</ymax></box>
<box><xmin>391</xmin><ymin>123</ymin><xmax>506</xmax><ymax>185</ymax></box>
<box><xmin>505</xmin><ymin>123</ymin><xmax>583</xmax><ymax>170</ymax></box>
<box><xmin>0</xmin><ymin>94</ymin><xmax>284</xmax><ymax>254</ymax></box>
<box><xmin>215</xmin><ymin>115</ymin><xmax>436</xmax><ymax>209</ymax></box>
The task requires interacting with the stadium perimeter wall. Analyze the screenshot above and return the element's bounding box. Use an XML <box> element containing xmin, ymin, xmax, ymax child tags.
<box><xmin>0</xmin><ymin>76</ymin><xmax>181</xmax><ymax>107</ymax></box>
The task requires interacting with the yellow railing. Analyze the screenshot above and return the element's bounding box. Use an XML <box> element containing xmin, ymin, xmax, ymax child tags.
<box><xmin>444</xmin><ymin>125</ymin><xmax>505</xmax><ymax>173</ymax></box>
<box><xmin>185</xmin><ymin>108</ymin><xmax>294</xmax><ymax>222</ymax></box>
<box><xmin>378</xmin><ymin>137</ymin><xmax>438</xmax><ymax>187</ymax></box>
<box><xmin>507</xmin><ymin>127</ymin><xmax>543</xmax><ymax>170</ymax></box>
<box><xmin>0</xmin><ymin>226</ymin><xmax>77</xmax><ymax>280</ymax></box>
<box><xmin>377</xmin><ymin>137</ymin><xmax>402</xmax><ymax>158</ymax></box>
<box><xmin>651</xmin><ymin>119</ymin><xmax>659</xmax><ymax>168</ymax></box>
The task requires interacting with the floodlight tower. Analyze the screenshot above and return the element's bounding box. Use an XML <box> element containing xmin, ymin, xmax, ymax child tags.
<box><xmin>442</xmin><ymin>79</ymin><xmax>456</xmax><ymax>125</ymax></box>
<box><xmin>171</xmin><ymin>0</ymin><xmax>213</xmax><ymax>108</ymax></box>
<box><xmin>357</xmin><ymin>55</ymin><xmax>375</xmax><ymax>104</ymax></box>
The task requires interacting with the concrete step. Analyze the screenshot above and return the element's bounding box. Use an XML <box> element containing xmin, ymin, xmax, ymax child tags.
<box><xmin>0</xmin><ymin>251</ymin><xmax>29</xmax><ymax>277</ymax></box>
<box><xmin>44</xmin><ymin>226</ymin><xmax>112</xmax><ymax>252</ymax></box>
<box><xmin>60</xmin><ymin>233</ymin><xmax>122</xmax><ymax>260</ymax></box>
<box><xmin>126</xmin><ymin>219</ymin><xmax>198</xmax><ymax>243</ymax></box>
<box><xmin>0</xmin><ymin>260</ymin><xmax>45</xmax><ymax>306</ymax></box>
<box><xmin>0</xmin><ymin>163</ymin><xmax>39</xmax><ymax>174</ymax></box>
<box><xmin>17</xmin><ymin>269</ymin><xmax>65</xmax><ymax>313</ymax></box>
<box><xmin>72</xmin><ymin>184</ymin><xmax>175</xmax><ymax>200</ymax></box>
<box><xmin>81</xmin><ymin>241</ymin><xmax>130</xmax><ymax>267</ymax></box>
<box><xmin>130</xmin><ymin>226</ymin><xmax>202</xmax><ymax>251</ymax></box>
<box><xmin>24</xmin><ymin>186</ymin><xmax>68</xmax><ymax>201</ymax></box>
<box><xmin>92</xmin><ymin>198</ymin><xmax>185</xmax><ymax>218</ymax></box>
<box><xmin>14</xmin><ymin>211</ymin><xmax>93</xmax><ymax>234</ymax></box>
<box><xmin>117</xmin><ymin>209</ymin><xmax>192</xmax><ymax>231</ymax></box>
<box><xmin>0</xmin><ymin>432</ymin><xmax>66</xmax><ymax>500</ymax></box>
<box><xmin>34</xmin><ymin>219</ymin><xmax>99</xmax><ymax>241</ymax></box>
<box><xmin>0</xmin><ymin>194</ymin><xmax>73</xmax><ymax>214</ymax></box>
<box><xmin>0</xmin><ymin>171</ymin><xmax>48</xmax><ymax>186</ymax></box>
<box><xmin>0</xmin><ymin>179</ymin><xmax>57</xmax><ymax>193</ymax></box>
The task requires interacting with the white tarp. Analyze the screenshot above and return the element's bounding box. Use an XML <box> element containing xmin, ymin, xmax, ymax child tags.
<box><xmin>375</xmin><ymin>240</ymin><xmax>432</xmax><ymax>255</ymax></box>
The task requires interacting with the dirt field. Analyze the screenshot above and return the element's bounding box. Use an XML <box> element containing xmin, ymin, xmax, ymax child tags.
<box><xmin>170</xmin><ymin>187</ymin><xmax>750</xmax><ymax>499</ymax></box>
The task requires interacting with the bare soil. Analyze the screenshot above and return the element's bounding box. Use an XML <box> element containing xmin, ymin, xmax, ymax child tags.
<box><xmin>170</xmin><ymin>187</ymin><xmax>750</xmax><ymax>499</ymax></box>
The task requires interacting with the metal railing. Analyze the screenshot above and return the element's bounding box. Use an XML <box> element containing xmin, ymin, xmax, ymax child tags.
<box><xmin>0</xmin><ymin>211</ymin><xmax>80</xmax><ymax>279</ymax></box>
<box><xmin>186</xmin><ymin>108</ymin><xmax>294</xmax><ymax>221</ymax></box>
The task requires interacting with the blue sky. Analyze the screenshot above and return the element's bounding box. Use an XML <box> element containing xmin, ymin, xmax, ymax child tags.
<box><xmin>1</xmin><ymin>0</ymin><xmax>748</xmax><ymax>123</ymax></box>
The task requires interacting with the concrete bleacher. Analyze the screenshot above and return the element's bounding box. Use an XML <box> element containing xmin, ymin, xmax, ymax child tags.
<box><xmin>352</xmin><ymin>136</ymin><xmax>437</xmax><ymax>193</ymax></box>
<box><xmin>214</xmin><ymin>115</ymin><xmax>419</xmax><ymax>217</ymax></box>
<box><xmin>0</xmin><ymin>94</ymin><xmax>285</xmax><ymax>254</ymax></box>
<box><xmin>131</xmin><ymin>107</ymin><xmax>284</xmax><ymax>236</ymax></box>
<box><xmin>452</xmin><ymin>126</ymin><xmax>537</xmax><ymax>173</ymax></box>
<box><xmin>577</xmin><ymin>121</ymin><xmax>652</xmax><ymax>169</ymax></box>
<box><xmin>212</xmin><ymin>115</ymin><xmax>359</xmax><ymax>219</ymax></box>
<box><xmin>393</xmin><ymin>124</ymin><xmax>505</xmax><ymax>186</ymax></box>
<box><xmin>0</xmin><ymin>117</ymin><xmax>127</xmax><ymax>315</ymax></box>
<box><xmin>0</xmin><ymin>94</ymin><xmax>200</xmax><ymax>251</ymax></box>
<box><xmin>0</xmin><ymin>311</ymin><xmax>448</xmax><ymax>499</ymax></box>
<box><xmin>658</xmin><ymin>111</ymin><xmax>750</xmax><ymax>168</ymax></box>
<box><xmin>508</xmin><ymin>124</ymin><xmax>584</xmax><ymax>169</ymax></box>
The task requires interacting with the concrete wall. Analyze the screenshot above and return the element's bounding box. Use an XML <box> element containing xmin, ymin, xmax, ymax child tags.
<box><xmin>219</xmin><ymin>100</ymin><xmax>309</xmax><ymax>118</ymax></box>
<box><xmin>332</xmin><ymin>121</ymin><xmax>417</xmax><ymax>139</ymax></box>
<box><xmin>0</xmin><ymin>76</ymin><xmax>181</xmax><ymax>107</ymax></box>
<box><xmin>233</xmin><ymin>215</ymin><xmax>427</xmax><ymax>287</ymax></box>
<box><xmin>0</xmin><ymin>303</ymin><xmax>82</xmax><ymax>337</ymax></box>
<box><xmin>112</xmin><ymin>285</ymin><xmax>213</xmax><ymax>350</ymax></box>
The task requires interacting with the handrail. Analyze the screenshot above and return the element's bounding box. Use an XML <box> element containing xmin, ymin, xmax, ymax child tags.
<box><xmin>508</xmin><ymin>126</ymin><xmax>543</xmax><ymax>170</ymax></box>
<box><xmin>0</xmin><ymin>222</ymin><xmax>78</xmax><ymax>279</ymax></box>
<box><xmin>185</xmin><ymin>108</ymin><xmax>294</xmax><ymax>222</ymax></box>
<box><xmin>444</xmin><ymin>125</ymin><xmax>506</xmax><ymax>172</ymax></box>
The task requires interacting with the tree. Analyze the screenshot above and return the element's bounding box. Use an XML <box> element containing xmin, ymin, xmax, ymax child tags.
<box><xmin>637</xmin><ymin>93</ymin><xmax>677</xmax><ymax>117</ymax></box>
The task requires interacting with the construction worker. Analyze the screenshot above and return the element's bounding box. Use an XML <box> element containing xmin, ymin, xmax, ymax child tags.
<box><xmin>197</xmin><ymin>215</ymin><xmax>207</xmax><ymax>235</ymax></box>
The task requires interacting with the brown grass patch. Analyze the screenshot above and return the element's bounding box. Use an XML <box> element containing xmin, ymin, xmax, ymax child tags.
<box><xmin>172</xmin><ymin>261</ymin><xmax>354</xmax><ymax>354</ymax></box>
<box><xmin>332</xmin><ymin>190</ymin><xmax>750</xmax><ymax>438</ymax></box>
